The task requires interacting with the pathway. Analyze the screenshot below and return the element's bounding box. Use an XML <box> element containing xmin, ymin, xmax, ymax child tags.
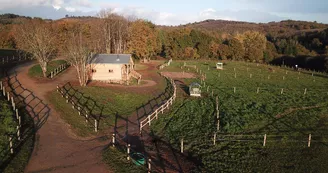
<box><xmin>8</xmin><ymin>62</ymin><xmax>111</xmax><ymax>173</ymax></box>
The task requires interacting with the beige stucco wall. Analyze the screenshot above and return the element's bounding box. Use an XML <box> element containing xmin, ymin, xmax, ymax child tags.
<box><xmin>90</xmin><ymin>63</ymin><xmax>123</xmax><ymax>81</ymax></box>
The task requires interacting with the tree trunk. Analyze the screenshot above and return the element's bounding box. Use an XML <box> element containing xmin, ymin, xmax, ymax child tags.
<box><xmin>40</xmin><ymin>61</ymin><xmax>47</xmax><ymax>77</ymax></box>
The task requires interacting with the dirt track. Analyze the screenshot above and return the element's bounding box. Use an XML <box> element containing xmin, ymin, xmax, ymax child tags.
<box><xmin>10</xmin><ymin>63</ymin><xmax>110</xmax><ymax>173</ymax></box>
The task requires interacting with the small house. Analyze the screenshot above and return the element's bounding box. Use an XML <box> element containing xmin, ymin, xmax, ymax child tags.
<box><xmin>189</xmin><ymin>82</ymin><xmax>202</xmax><ymax>97</ymax></box>
<box><xmin>89</xmin><ymin>54</ymin><xmax>141</xmax><ymax>84</ymax></box>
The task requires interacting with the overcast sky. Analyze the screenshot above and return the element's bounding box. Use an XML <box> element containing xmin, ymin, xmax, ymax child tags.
<box><xmin>0</xmin><ymin>0</ymin><xmax>327</xmax><ymax>25</ymax></box>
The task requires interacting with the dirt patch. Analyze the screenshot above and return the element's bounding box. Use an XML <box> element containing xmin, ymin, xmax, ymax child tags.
<box><xmin>161</xmin><ymin>72</ymin><xmax>197</xmax><ymax>79</ymax></box>
<box><xmin>88</xmin><ymin>79</ymin><xmax>157</xmax><ymax>88</ymax></box>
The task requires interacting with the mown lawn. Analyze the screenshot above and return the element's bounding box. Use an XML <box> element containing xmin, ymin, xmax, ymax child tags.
<box><xmin>28</xmin><ymin>60</ymin><xmax>67</xmax><ymax>78</ymax></box>
<box><xmin>150</xmin><ymin>60</ymin><xmax>328</xmax><ymax>172</ymax></box>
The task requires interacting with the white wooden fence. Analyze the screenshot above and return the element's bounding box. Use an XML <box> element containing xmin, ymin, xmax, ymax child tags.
<box><xmin>0</xmin><ymin>81</ymin><xmax>22</xmax><ymax>155</ymax></box>
<box><xmin>159</xmin><ymin>59</ymin><xmax>173</xmax><ymax>70</ymax></box>
<box><xmin>139</xmin><ymin>77</ymin><xmax>177</xmax><ymax>134</ymax></box>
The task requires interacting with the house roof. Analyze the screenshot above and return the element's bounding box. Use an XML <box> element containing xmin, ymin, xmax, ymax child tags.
<box><xmin>90</xmin><ymin>54</ymin><xmax>132</xmax><ymax>64</ymax></box>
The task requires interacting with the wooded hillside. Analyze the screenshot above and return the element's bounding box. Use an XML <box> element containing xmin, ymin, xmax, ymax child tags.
<box><xmin>1</xmin><ymin>13</ymin><xmax>328</xmax><ymax>72</ymax></box>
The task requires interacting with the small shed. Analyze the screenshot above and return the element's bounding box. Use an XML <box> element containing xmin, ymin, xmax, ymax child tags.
<box><xmin>89</xmin><ymin>54</ymin><xmax>140</xmax><ymax>84</ymax></box>
<box><xmin>216</xmin><ymin>62</ymin><xmax>223</xmax><ymax>70</ymax></box>
<box><xmin>189</xmin><ymin>82</ymin><xmax>202</xmax><ymax>97</ymax></box>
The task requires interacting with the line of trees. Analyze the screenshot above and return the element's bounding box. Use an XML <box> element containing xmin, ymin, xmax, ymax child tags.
<box><xmin>1</xmin><ymin>11</ymin><xmax>328</xmax><ymax>85</ymax></box>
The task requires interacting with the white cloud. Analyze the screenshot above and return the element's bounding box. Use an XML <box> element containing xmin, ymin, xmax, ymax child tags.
<box><xmin>65</xmin><ymin>7</ymin><xmax>76</xmax><ymax>12</ymax></box>
<box><xmin>0</xmin><ymin>1</ymin><xmax>305</xmax><ymax>25</ymax></box>
<box><xmin>52</xmin><ymin>5</ymin><xmax>61</xmax><ymax>10</ymax></box>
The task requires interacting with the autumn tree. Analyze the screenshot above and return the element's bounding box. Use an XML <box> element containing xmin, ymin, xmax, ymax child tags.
<box><xmin>63</xmin><ymin>24</ymin><xmax>92</xmax><ymax>86</ymax></box>
<box><xmin>236</xmin><ymin>31</ymin><xmax>267</xmax><ymax>62</ymax></box>
<box><xmin>15</xmin><ymin>20</ymin><xmax>56</xmax><ymax>77</ymax></box>
<box><xmin>128</xmin><ymin>20</ymin><xmax>157</xmax><ymax>62</ymax></box>
<box><xmin>228</xmin><ymin>38</ymin><xmax>244</xmax><ymax>60</ymax></box>
<box><xmin>217</xmin><ymin>44</ymin><xmax>231</xmax><ymax>60</ymax></box>
<box><xmin>184</xmin><ymin>47</ymin><xmax>200</xmax><ymax>59</ymax></box>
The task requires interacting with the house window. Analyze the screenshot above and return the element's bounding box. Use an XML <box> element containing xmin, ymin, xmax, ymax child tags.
<box><xmin>109</xmin><ymin>69</ymin><xmax>113</xmax><ymax>73</ymax></box>
<box><xmin>92</xmin><ymin>69</ymin><xmax>96</xmax><ymax>73</ymax></box>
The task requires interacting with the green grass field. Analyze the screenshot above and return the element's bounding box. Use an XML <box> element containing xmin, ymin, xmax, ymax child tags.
<box><xmin>150</xmin><ymin>60</ymin><xmax>328</xmax><ymax>172</ymax></box>
<box><xmin>28</xmin><ymin>60</ymin><xmax>67</xmax><ymax>78</ymax></box>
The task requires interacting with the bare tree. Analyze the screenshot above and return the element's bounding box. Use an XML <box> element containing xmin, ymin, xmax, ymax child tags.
<box><xmin>64</xmin><ymin>29</ymin><xmax>91</xmax><ymax>87</ymax></box>
<box><xmin>15</xmin><ymin>20</ymin><xmax>56</xmax><ymax>77</ymax></box>
<box><xmin>97</xmin><ymin>9</ymin><xmax>130</xmax><ymax>54</ymax></box>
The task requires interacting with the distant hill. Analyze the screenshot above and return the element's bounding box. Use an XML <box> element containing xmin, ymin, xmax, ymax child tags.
<box><xmin>176</xmin><ymin>19</ymin><xmax>328</xmax><ymax>37</ymax></box>
<box><xmin>0</xmin><ymin>13</ymin><xmax>54</xmax><ymax>25</ymax></box>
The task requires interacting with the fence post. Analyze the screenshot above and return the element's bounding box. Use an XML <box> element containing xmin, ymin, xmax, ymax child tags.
<box><xmin>18</xmin><ymin>115</ymin><xmax>21</xmax><ymax>127</ymax></box>
<box><xmin>148</xmin><ymin>115</ymin><xmax>151</xmax><ymax>126</ymax></box>
<box><xmin>78</xmin><ymin>107</ymin><xmax>81</xmax><ymax>115</ymax></box>
<box><xmin>263</xmin><ymin>134</ymin><xmax>267</xmax><ymax>147</ymax></box>
<box><xmin>181</xmin><ymin>138</ymin><xmax>184</xmax><ymax>153</ymax></box>
<box><xmin>9</xmin><ymin>137</ymin><xmax>13</xmax><ymax>154</ymax></box>
<box><xmin>17</xmin><ymin>126</ymin><xmax>20</xmax><ymax>141</ymax></box>
<box><xmin>11</xmin><ymin>97</ymin><xmax>15</xmax><ymax>110</ymax></box>
<box><xmin>148</xmin><ymin>159</ymin><xmax>151</xmax><ymax>173</ymax></box>
<box><xmin>94</xmin><ymin>119</ymin><xmax>98</xmax><ymax>132</ymax></box>
<box><xmin>15</xmin><ymin>109</ymin><xmax>18</xmax><ymax>120</ymax></box>
<box><xmin>304</xmin><ymin>88</ymin><xmax>307</xmax><ymax>95</ymax></box>
<box><xmin>155</xmin><ymin>110</ymin><xmax>158</xmax><ymax>119</ymax></box>
<box><xmin>112</xmin><ymin>133</ymin><xmax>116</xmax><ymax>147</ymax></box>
<box><xmin>257</xmin><ymin>87</ymin><xmax>260</xmax><ymax>94</ymax></box>
<box><xmin>2</xmin><ymin>86</ymin><xmax>5</xmax><ymax>96</ymax></box>
<box><xmin>216</xmin><ymin>96</ymin><xmax>220</xmax><ymax>131</ymax></box>
<box><xmin>308</xmin><ymin>134</ymin><xmax>311</xmax><ymax>147</ymax></box>
<box><xmin>234</xmin><ymin>87</ymin><xmax>236</xmax><ymax>94</ymax></box>
<box><xmin>281</xmin><ymin>88</ymin><xmax>284</xmax><ymax>95</ymax></box>
<box><xmin>85</xmin><ymin>113</ymin><xmax>88</xmax><ymax>123</ymax></box>
<box><xmin>127</xmin><ymin>144</ymin><xmax>130</xmax><ymax>160</ymax></box>
<box><xmin>213</xmin><ymin>133</ymin><xmax>216</xmax><ymax>145</ymax></box>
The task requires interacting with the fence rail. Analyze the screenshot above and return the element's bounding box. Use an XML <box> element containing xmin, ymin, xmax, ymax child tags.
<box><xmin>49</xmin><ymin>63</ymin><xmax>70</xmax><ymax>79</ymax></box>
<box><xmin>159</xmin><ymin>59</ymin><xmax>172</xmax><ymax>70</ymax></box>
<box><xmin>139</xmin><ymin>77</ymin><xmax>177</xmax><ymax>134</ymax></box>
